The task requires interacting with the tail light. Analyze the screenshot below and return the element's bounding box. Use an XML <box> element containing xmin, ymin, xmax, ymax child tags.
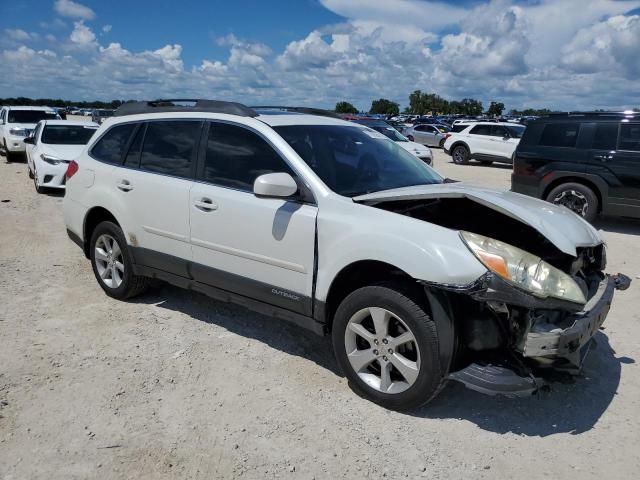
<box><xmin>445</xmin><ymin>133</ymin><xmax>452</xmax><ymax>139</ymax></box>
<box><xmin>65</xmin><ymin>160</ymin><xmax>79</xmax><ymax>180</ymax></box>
<box><xmin>512</xmin><ymin>160</ymin><xmax>535</xmax><ymax>177</ymax></box>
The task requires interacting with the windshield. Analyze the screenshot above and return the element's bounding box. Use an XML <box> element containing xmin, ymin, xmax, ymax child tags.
<box><xmin>370</xmin><ymin>126</ymin><xmax>408</xmax><ymax>142</ymax></box>
<box><xmin>41</xmin><ymin>125</ymin><xmax>98</xmax><ymax>145</ymax></box>
<box><xmin>8</xmin><ymin>110</ymin><xmax>58</xmax><ymax>123</ymax></box>
<box><xmin>505</xmin><ymin>125</ymin><xmax>526</xmax><ymax>138</ymax></box>
<box><xmin>274</xmin><ymin>125</ymin><xmax>443</xmax><ymax>197</ymax></box>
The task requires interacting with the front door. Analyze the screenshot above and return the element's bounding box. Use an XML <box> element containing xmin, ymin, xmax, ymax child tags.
<box><xmin>189</xmin><ymin>121</ymin><xmax>317</xmax><ymax>315</ymax></box>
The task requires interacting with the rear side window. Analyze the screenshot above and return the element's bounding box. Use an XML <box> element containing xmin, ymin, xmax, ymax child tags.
<box><xmin>540</xmin><ymin>123</ymin><xmax>579</xmax><ymax>147</ymax></box>
<box><xmin>139</xmin><ymin>121</ymin><xmax>201</xmax><ymax>178</ymax></box>
<box><xmin>618</xmin><ymin>124</ymin><xmax>640</xmax><ymax>151</ymax></box>
<box><xmin>451</xmin><ymin>124</ymin><xmax>467</xmax><ymax>133</ymax></box>
<box><xmin>592</xmin><ymin>123</ymin><xmax>618</xmax><ymax>150</ymax></box>
<box><xmin>202</xmin><ymin>122</ymin><xmax>293</xmax><ymax>191</ymax></box>
<box><xmin>490</xmin><ymin>125</ymin><xmax>509</xmax><ymax>137</ymax></box>
<box><xmin>91</xmin><ymin>123</ymin><xmax>136</xmax><ymax>164</ymax></box>
<box><xmin>470</xmin><ymin>125</ymin><xmax>492</xmax><ymax>136</ymax></box>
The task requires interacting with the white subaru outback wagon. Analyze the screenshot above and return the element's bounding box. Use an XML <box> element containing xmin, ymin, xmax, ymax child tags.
<box><xmin>63</xmin><ymin>100</ymin><xmax>630</xmax><ymax>410</ymax></box>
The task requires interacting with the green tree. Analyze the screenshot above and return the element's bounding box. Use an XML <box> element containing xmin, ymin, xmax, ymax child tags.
<box><xmin>369</xmin><ymin>98</ymin><xmax>400</xmax><ymax>115</ymax></box>
<box><xmin>487</xmin><ymin>101</ymin><xmax>505</xmax><ymax>117</ymax></box>
<box><xmin>334</xmin><ymin>101</ymin><xmax>359</xmax><ymax>114</ymax></box>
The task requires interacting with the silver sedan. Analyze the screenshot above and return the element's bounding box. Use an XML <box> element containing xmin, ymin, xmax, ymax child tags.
<box><xmin>402</xmin><ymin>124</ymin><xmax>448</xmax><ymax>147</ymax></box>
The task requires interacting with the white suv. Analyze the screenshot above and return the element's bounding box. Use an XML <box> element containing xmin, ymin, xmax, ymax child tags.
<box><xmin>63</xmin><ymin>100</ymin><xmax>629</xmax><ymax>410</ymax></box>
<box><xmin>443</xmin><ymin>122</ymin><xmax>525</xmax><ymax>165</ymax></box>
<box><xmin>0</xmin><ymin>106</ymin><xmax>60</xmax><ymax>161</ymax></box>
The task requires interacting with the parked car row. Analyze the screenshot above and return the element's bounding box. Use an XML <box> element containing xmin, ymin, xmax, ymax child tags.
<box><xmin>0</xmin><ymin>106</ymin><xmax>61</xmax><ymax>162</ymax></box>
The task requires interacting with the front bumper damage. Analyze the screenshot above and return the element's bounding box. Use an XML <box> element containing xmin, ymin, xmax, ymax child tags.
<box><xmin>424</xmin><ymin>271</ymin><xmax>631</xmax><ymax>397</ymax></box>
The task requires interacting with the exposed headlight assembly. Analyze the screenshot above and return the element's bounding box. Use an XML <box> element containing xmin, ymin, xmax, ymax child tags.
<box><xmin>40</xmin><ymin>153</ymin><xmax>63</xmax><ymax>165</ymax></box>
<box><xmin>9</xmin><ymin>127</ymin><xmax>29</xmax><ymax>137</ymax></box>
<box><xmin>460</xmin><ymin>231</ymin><xmax>587</xmax><ymax>305</ymax></box>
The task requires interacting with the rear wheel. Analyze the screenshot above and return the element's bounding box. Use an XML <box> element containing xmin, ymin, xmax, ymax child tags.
<box><xmin>439</xmin><ymin>138</ymin><xmax>446</xmax><ymax>148</ymax></box>
<box><xmin>332</xmin><ymin>283</ymin><xmax>447</xmax><ymax>410</ymax></box>
<box><xmin>452</xmin><ymin>145</ymin><xmax>470</xmax><ymax>165</ymax></box>
<box><xmin>90</xmin><ymin>221</ymin><xmax>150</xmax><ymax>300</ymax></box>
<box><xmin>546</xmin><ymin>182</ymin><xmax>599</xmax><ymax>223</ymax></box>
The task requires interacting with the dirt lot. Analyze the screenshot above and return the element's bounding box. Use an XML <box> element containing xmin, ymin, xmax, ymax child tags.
<box><xmin>1</xmin><ymin>146</ymin><xmax>639</xmax><ymax>480</ymax></box>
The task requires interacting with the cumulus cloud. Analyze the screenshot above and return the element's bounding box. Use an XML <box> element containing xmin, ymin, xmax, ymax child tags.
<box><xmin>54</xmin><ymin>0</ymin><xmax>96</xmax><ymax>20</ymax></box>
<box><xmin>2</xmin><ymin>0</ymin><xmax>640</xmax><ymax>111</ymax></box>
<box><xmin>69</xmin><ymin>21</ymin><xmax>97</xmax><ymax>48</ymax></box>
<box><xmin>5</xmin><ymin>29</ymin><xmax>33</xmax><ymax>41</ymax></box>
<box><xmin>102</xmin><ymin>25</ymin><xmax>112</xmax><ymax>33</ymax></box>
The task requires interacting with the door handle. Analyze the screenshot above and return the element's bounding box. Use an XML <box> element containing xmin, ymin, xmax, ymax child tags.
<box><xmin>116</xmin><ymin>180</ymin><xmax>133</xmax><ymax>191</ymax></box>
<box><xmin>594</xmin><ymin>154</ymin><xmax>613</xmax><ymax>162</ymax></box>
<box><xmin>194</xmin><ymin>198</ymin><xmax>218</xmax><ymax>212</ymax></box>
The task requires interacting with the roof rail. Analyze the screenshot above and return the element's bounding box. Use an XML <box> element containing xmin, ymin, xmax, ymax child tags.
<box><xmin>546</xmin><ymin>111</ymin><xmax>637</xmax><ymax>117</ymax></box>
<box><xmin>251</xmin><ymin>106</ymin><xmax>342</xmax><ymax>119</ymax></box>
<box><xmin>114</xmin><ymin>99</ymin><xmax>257</xmax><ymax>117</ymax></box>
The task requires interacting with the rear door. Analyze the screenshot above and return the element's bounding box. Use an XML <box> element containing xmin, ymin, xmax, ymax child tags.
<box><xmin>467</xmin><ymin>124</ymin><xmax>493</xmax><ymax>155</ymax></box>
<box><xmin>610</xmin><ymin>123</ymin><xmax>640</xmax><ymax>211</ymax></box>
<box><xmin>411</xmin><ymin>125</ymin><xmax>431</xmax><ymax>145</ymax></box>
<box><xmin>189</xmin><ymin>121</ymin><xmax>317</xmax><ymax>315</ymax></box>
<box><xmin>112</xmin><ymin>119</ymin><xmax>201</xmax><ymax>275</ymax></box>
<box><xmin>488</xmin><ymin>125</ymin><xmax>517</xmax><ymax>159</ymax></box>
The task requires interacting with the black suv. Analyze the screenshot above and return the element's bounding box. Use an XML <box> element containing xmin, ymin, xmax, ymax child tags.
<box><xmin>512</xmin><ymin>112</ymin><xmax>640</xmax><ymax>222</ymax></box>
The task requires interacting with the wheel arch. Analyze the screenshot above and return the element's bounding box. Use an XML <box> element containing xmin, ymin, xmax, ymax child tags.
<box><xmin>82</xmin><ymin>206</ymin><xmax>122</xmax><ymax>258</ymax></box>
<box><xmin>321</xmin><ymin>260</ymin><xmax>425</xmax><ymax>332</ymax></box>
<box><xmin>542</xmin><ymin>175</ymin><xmax>605</xmax><ymax>213</ymax></box>
<box><xmin>449</xmin><ymin>141</ymin><xmax>470</xmax><ymax>153</ymax></box>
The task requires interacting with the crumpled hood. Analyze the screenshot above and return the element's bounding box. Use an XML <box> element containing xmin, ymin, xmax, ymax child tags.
<box><xmin>40</xmin><ymin>144</ymin><xmax>86</xmax><ymax>161</ymax></box>
<box><xmin>354</xmin><ymin>183</ymin><xmax>603</xmax><ymax>256</ymax></box>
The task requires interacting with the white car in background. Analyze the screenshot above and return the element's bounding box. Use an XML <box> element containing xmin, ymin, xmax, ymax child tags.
<box><xmin>24</xmin><ymin>120</ymin><xmax>98</xmax><ymax>192</ymax></box>
<box><xmin>353</xmin><ymin>120</ymin><xmax>433</xmax><ymax>165</ymax></box>
<box><xmin>0</xmin><ymin>106</ymin><xmax>60</xmax><ymax>162</ymax></box>
<box><xmin>443</xmin><ymin>122</ymin><xmax>526</xmax><ymax>165</ymax></box>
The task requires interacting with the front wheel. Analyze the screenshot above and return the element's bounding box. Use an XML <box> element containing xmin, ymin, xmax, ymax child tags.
<box><xmin>332</xmin><ymin>284</ymin><xmax>447</xmax><ymax>410</ymax></box>
<box><xmin>90</xmin><ymin>221</ymin><xmax>150</xmax><ymax>299</ymax></box>
<box><xmin>407</xmin><ymin>135</ymin><xmax>415</xmax><ymax>142</ymax></box>
<box><xmin>452</xmin><ymin>145</ymin><xmax>470</xmax><ymax>165</ymax></box>
<box><xmin>546</xmin><ymin>182</ymin><xmax>599</xmax><ymax>223</ymax></box>
<box><xmin>33</xmin><ymin>166</ymin><xmax>44</xmax><ymax>193</ymax></box>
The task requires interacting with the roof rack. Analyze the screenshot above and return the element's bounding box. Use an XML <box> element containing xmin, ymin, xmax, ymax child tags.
<box><xmin>251</xmin><ymin>106</ymin><xmax>342</xmax><ymax>119</ymax></box>
<box><xmin>546</xmin><ymin>111</ymin><xmax>637</xmax><ymax>117</ymax></box>
<box><xmin>114</xmin><ymin>99</ymin><xmax>257</xmax><ymax>117</ymax></box>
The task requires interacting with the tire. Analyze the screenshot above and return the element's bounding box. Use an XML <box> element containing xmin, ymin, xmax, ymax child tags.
<box><xmin>546</xmin><ymin>182</ymin><xmax>599</xmax><ymax>223</ymax></box>
<box><xmin>89</xmin><ymin>221</ymin><xmax>150</xmax><ymax>300</ymax></box>
<box><xmin>32</xmin><ymin>166</ymin><xmax>44</xmax><ymax>193</ymax></box>
<box><xmin>3</xmin><ymin>141</ymin><xmax>11</xmax><ymax>163</ymax></box>
<box><xmin>439</xmin><ymin>138</ymin><xmax>445</xmax><ymax>148</ymax></box>
<box><xmin>407</xmin><ymin>135</ymin><xmax>415</xmax><ymax>142</ymax></box>
<box><xmin>28</xmin><ymin>167</ymin><xmax>34</xmax><ymax>179</ymax></box>
<box><xmin>451</xmin><ymin>145</ymin><xmax>470</xmax><ymax>165</ymax></box>
<box><xmin>332</xmin><ymin>283</ymin><xmax>447</xmax><ymax>411</ymax></box>
<box><xmin>479</xmin><ymin>160</ymin><xmax>493</xmax><ymax>166</ymax></box>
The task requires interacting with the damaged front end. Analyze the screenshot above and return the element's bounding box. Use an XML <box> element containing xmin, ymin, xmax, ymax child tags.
<box><xmin>355</xmin><ymin>187</ymin><xmax>632</xmax><ymax>397</ymax></box>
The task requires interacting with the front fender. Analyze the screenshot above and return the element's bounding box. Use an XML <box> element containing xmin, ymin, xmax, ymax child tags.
<box><xmin>314</xmin><ymin>203</ymin><xmax>487</xmax><ymax>301</ymax></box>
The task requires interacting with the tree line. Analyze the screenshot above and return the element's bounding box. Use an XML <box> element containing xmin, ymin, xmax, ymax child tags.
<box><xmin>0</xmin><ymin>97</ymin><xmax>131</xmax><ymax>109</ymax></box>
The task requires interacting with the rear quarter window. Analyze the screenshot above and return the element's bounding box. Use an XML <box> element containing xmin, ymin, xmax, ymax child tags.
<box><xmin>539</xmin><ymin>123</ymin><xmax>580</xmax><ymax>148</ymax></box>
<box><xmin>90</xmin><ymin>123</ymin><xmax>136</xmax><ymax>164</ymax></box>
<box><xmin>618</xmin><ymin>123</ymin><xmax>640</xmax><ymax>151</ymax></box>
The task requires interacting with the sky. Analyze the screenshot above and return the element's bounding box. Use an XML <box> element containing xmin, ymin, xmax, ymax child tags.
<box><xmin>1</xmin><ymin>0</ymin><xmax>640</xmax><ymax>112</ymax></box>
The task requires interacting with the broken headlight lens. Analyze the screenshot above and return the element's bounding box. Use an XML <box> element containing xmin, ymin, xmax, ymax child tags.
<box><xmin>460</xmin><ymin>231</ymin><xmax>587</xmax><ymax>305</ymax></box>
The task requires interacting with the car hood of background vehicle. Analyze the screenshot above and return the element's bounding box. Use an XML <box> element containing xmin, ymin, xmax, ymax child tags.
<box><xmin>353</xmin><ymin>183</ymin><xmax>602</xmax><ymax>256</ymax></box>
<box><xmin>398</xmin><ymin>141</ymin><xmax>431</xmax><ymax>156</ymax></box>
<box><xmin>41</xmin><ymin>144</ymin><xmax>85</xmax><ymax>161</ymax></box>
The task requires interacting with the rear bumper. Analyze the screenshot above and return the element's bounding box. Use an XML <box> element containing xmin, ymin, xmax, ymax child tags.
<box><xmin>511</xmin><ymin>174</ymin><xmax>541</xmax><ymax>197</ymax></box>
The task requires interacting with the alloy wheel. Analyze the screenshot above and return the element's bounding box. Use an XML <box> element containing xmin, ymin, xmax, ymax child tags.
<box><xmin>94</xmin><ymin>234</ymin><xmax>125</xmax><ymax>288</ymax></box>
<box><xmin>553</xmin><ymin>189</ymin><xmax>589</xmax><ymax>217</ymax></box>
<box><xmin>344</xmin><ymin>307</ymin><xmax>420</xmax><ymax>394</ymax></box>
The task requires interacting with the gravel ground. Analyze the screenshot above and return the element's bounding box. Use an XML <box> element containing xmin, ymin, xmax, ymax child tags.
<box><xmin>1</xmin><ymin>145</ymin><xmax>639</xmax><ymax>480</ymax></box>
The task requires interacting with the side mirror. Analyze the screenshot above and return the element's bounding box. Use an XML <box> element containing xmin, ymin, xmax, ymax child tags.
<box><xmin>253</xmin><ymin>172</ymin><xmax>298</xmax><ymax>198</ymax></box>
<box><xmin>24</xmin><ymin>136</ymin><xmax>35</xmax><ymax>145</ymax></box>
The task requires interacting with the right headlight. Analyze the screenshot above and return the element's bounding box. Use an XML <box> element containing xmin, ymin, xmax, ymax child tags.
<box><xmin>460</xmin><ymin>231</ymin><xmax>587</xmax><ymax>305</ymax></box>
